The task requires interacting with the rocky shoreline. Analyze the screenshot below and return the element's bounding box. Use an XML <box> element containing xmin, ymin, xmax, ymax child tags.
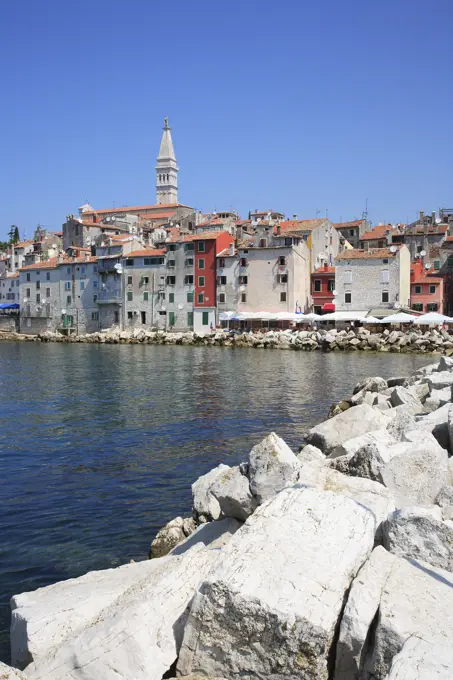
<box><xmin>4</xmin><ymin>358</ymin><xmax>453</xmax><ymax>678</ymax></box>
<box><xmin>2</xmin><ymin>325</ymin><xmax>453</xmax><ymax>354</ymax></box>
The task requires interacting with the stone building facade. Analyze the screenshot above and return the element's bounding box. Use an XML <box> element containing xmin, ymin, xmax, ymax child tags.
<box><xmin>58</xmin><ymin>257</ymin><xmax>100</xmax><ymax>334</ymax></box>
<box><xmin>123</xmin><ymin>249</ymin><xmax>167</xmax><ymax>330</ymax></box>
<box><xmin>335</xmin><ymin>245</ymin><xmax>411</xmax><ymax>313</ymax></box>
<box><xmin>333</xmin><ymin>219</ymin><xmax>369</xmax><ymax>249</ymax></box>
<box><xmin>19</xmin><ymin>260</ymin><xmax>61</xmax><ymax>334</ymax></box>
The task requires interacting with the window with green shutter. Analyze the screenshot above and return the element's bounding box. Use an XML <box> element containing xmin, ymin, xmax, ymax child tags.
<box><xmin>434</xmin><ymin>260</ymin><xmax>440</xmax><ymax>270</ymax></box>
<box><xmin>202</xmin><ymin>311</ymin><xmax>209</xmax><ymax>325</ymax></box>
<box><xmin>187</xmin><ymin>291</ymin><xmax>193</xmax><ymax>303</ymax></box>
<box><xmin>169</xmin><ymin>293</ymin><xmax>174</xmax><ymax>303</ymax></box>
<box><xmin>168</xmin><ymin>311</ymin><xmax>175</xmax><ymax>326</ymax></box>
<box><xmin>127</xmin><ymin>292</ymin><xmax>133</xmax><ymax>301</ymax></box>
<box><xmin>143</xmin><ymin>291</ymin><xmax>149</xmax><ymax>301</ymax></box>
<box><xmin>187</xmin><ymin>311</ymin><xmax>193</xmax><ymax>327</ymax></box>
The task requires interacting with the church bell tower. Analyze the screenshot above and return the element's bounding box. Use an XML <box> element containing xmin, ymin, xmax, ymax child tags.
<box><xmin>155</xmin><ymin>117</ymin><xmax>178</xmax><ymax>205</ymax></box>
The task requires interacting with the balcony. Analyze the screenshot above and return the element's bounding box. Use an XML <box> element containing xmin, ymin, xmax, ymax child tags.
<box><xmin>97</xmin><ymin>290</ymin><xmax>122</xmax><ymax>304</ymax></box>
<box><xmin>97</xmin><ymin>258</ymin><xmax>120</xmax><ymax>274</ymax></box>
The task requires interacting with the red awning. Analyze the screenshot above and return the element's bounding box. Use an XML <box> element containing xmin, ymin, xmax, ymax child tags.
<box><xmin>321</xmin><ymin>303</ymin><xmax>335</xmax><ymax>311</ymax></box>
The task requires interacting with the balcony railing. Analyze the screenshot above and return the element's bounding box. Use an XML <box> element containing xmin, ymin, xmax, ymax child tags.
<box><xmin>97</xmin><ymin>290</ymin><xmax>122</xmax><ymax>303</ymax></box>
<box><xmin>97</xmin><ymin>259</ymin><xmax>120</xmax><ymax>274</ymax></box>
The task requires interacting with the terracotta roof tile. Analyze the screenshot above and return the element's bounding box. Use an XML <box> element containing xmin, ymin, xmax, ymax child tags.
<box><xmin>336</xmin><ymin>247</ymin><xmax>400</xmax><ymax>261</ymax></box>
<box><xmin>85</xmin><ymin>203</ymin><xmax>191</xmax><ymax>215</ymax></box>
<box><xmin>276</xmin><ymin>218</ymin><xmax>326</xmax><ymax>234</ymax></box>
<box><xmin>360</xmin><ymin>225</ymin><xmax>391</xmax><ymax>241</ymax></box>
<box><xmin>333</xmin><ymin>220</ymin><xmax>366</xmax><ymax>228</ymax></box>
<box><xmin>126</xmin><ymin>249</ymin><xmax>165</xmax><ymax>258</ymax></box>
<box><xmin>19</xmin><ymin>258</ymin><xmax>59</xmax><ymax>271</ymax></box>
<box><xmin>312</xmin><ymin>265</ymin><xmax>335</xmax><ymax>274</ymax></box>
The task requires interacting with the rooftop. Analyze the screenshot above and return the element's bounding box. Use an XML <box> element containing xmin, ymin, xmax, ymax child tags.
<box><xmin>83</xmin><ymin>203</ymin><xmax>191</xmax><ymax>216</ymax></box>
<box><xmin>336</xmin><ymin>247</ymin><xmax>401</xmax><ymax>261</ymax></box>
<box><xmin>126</xmin><ymin>248</ymin><xmax>165</xmax><ymax>258</ymax></box>
<box><xmin>360</xmin><ymin>224</ymin><xmax>391</xmax><ymax>241</ymax></box>
<box><xmin>276</xmin><ymin>218</ymin><xmax>327</xmax><ymax>234</ymax></box>
<box><xmin>312</xmin><ymin>265</ymin><xmax>335</xmax><ymax>275</ymax></box>
<box><xmin>333</xmin><ymin>220</ymin><xmax>366</xmax><ymax>229</ymax></box>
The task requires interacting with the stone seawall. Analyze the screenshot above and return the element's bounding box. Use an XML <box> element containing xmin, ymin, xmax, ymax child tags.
<box><xmin>2</xmin><ymin>326</ymin><xmax>453</xmax><ymax>354</ymax></box>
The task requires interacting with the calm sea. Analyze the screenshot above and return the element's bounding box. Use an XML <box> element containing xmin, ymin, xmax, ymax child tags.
<box><xmin>0</xmin><ymin>342</ymin><xmax>433</xmax><ymax>663</ymax></box>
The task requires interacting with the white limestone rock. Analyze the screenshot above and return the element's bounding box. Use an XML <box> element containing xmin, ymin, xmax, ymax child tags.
<box><xmin>416</xmin><ymin>402</ymin><xmax>451</xmax><ymax>451</ymax></box>
<box><xmin>346</xmin><ymin>442</ymin><xmax>397</xmax><ymax>483</ymax></box>
<box><xmin>353</xmin><ymin>376</ymin><xmax>387</xmax><ymax>394</ymax></box>
<box><xmin>0</xmin><ymin>662</ymin><xmax>27</xmax><ymax>678</ymax></box>
<box><xmin>149</xmin><ymin>516</ymin><xmax>188</xmax><ymax>558</ymax></box>
<box><xmin>192</xmin><ymin>464</ymin><xmax>230</xmax><ymax>521</ymax></box>
<box><xmin>424</xmin><ymin>387</ymin><xmax>451</xmax><ymax>412</ymax></box>
<box><xmin>384</xmin><ymin>636</ymin><xmax>453</xmax><ymax>680</ymax></box>
<box><xmin>335</xmin><ymin>546</ymin><xmax>395</xmax><ymax>680</ymax></box>
<box><xmin>385</xmin><ymin>410</ymin><xmax>418</xmax><ymax>441</ymax></box>
<box><xmin>297</xmin><ymin>443</ymin><xmax>325</xmax><ymax>464</ymax></box>
<box><xmin>210</xmin><ymin>466</ymin><xmax>257</xmax><ymax>521</ymax></box>
<box><xmin>437</xmin><ymin>355</ymin><xmax>453</xmax><ymax>372</ymax></box>
<box><xmin>177</xmin><ymin>487</ymin><xmax>376</xmax><ymax>680</ymax></box>
<box><xmin>405</xmin><ymin>382</ymin><xmax>430</xmax><ymax>402</ymax></box>
<box><xmin>390</xmin><ymin>386</ymin><xmax>422</xmax><ymax>410</ymax></box>
<box><xmin>435</xmin><ymin>484</ymin><xmax>453</xmax><ymax>520</ymax></box>
<box><xmin>380</xmin><ymin>438</ymin><xmax>448</xmax><ymax>508</ymax></box>
<box><xmin>24</xmin><ymin>543</ymin><xmax>230</xmax><ymax>680</ymax></box>
<box><xmin>383</xmin><ymin>506</ymin><xmax>453</xmax><ymax>570</ymax></box>
<box><xmin>424</xmin><ymin>370</ymin><xmax>453</xmax><ymax>390</ymax></box>
<box><xmin>328</xmin><ymin>429</ymin><xmax>396</xmax><ymax>461</ymax></box>
<box><xmin>306</xmin><ymin>404</ymin><xmax>390</xmax><ymax>456</ymax></box>
<box><xmin>171</xmin><ymin>517</ymin><xmax>241</xmax><ymax>555</ymax></box>
<box><xmin>248</xmin><ymin>432</ymin><xmax>300</xmax><ymax>503</ymax></box>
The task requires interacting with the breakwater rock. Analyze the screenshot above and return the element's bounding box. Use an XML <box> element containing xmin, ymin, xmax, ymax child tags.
<box><xmin>6</xmin><ymin>358</ymin><xmax>453</xmax><ymax>679</ymax></box>
<box><xmin>3</xmin><ymin>326</ymin><xmax>453</xmax><ymax>354</ymax></box>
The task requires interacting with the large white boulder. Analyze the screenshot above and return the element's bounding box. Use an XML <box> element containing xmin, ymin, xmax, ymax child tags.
<box><xmin>416</xmin><ymin>402</ymin><xmax>451</xmax><ymax>451</ymax></box>
<box><xmin>192</xmin><ymin>464</ymin><xmax>230</xmax><ymax>521</ymax></box>
<box><xmin>383</xmin><ymin>506</ymin><xmax>453</xmax><ymax>571</ymax></box>
<box><xmin>149</xmin><ymin>516</ymin><xmax>195</xmax><ymax>558</ymax></box>
<box><xmin>297</xmin><ymin>443</ymin><xmax>325</xmax><ymax>464</ymax></box>
<box><xmin>353</xmin><ymin>376</ymin><xmax>387</xmax><ymax>394</ymax></box>
<box><xmin>210</xmin><ymin>466</ymin><xmax>257</xmax><ymax>521</ymax></box>
<box><xmin>327</xmin><ymin>429</ymin><xmax>396</xmax><ymax>461</ymax></box>
<box><xmin>171</xmin><ymin>517</ymin><xmax>242</xmax><ymax>556</ymax></box>
<box><xmin>0</xmin><ymin>662</ymin><xmax>27</xmax><ymax>678</ymax></box>
<box><xmin>306</xmin><ymin>404</ymin><xmax>390</xmax><ymax>456</ymax></box>
<box><xmin>437</xmin><ymin>355</ymin><xmax>453</xmax><ymax>372</ymax></box>
<box><xmin>389</xmin><ymin>386</ymin><xmax>422</xmax><ymax>410</ymax></box>
<box><xmin>424</xmin><ymin>370</ymin><xmax>453</xmax><ymax>390</ymax></box>
<box><xmin>384</xmin><ymin>636</ymin><xmax>453</xmax><ymax>680</ymax></box>
<box><xmin>248</xmin><ymin>432</ymin><xmax>300</xmax><ymax>503</ymax></box>
<box><xmin>24</xmin><ymin>541</ymin><xmax>233</xmax><ymax>680</ymax></box>
<box><xmin>435</xmin><ymin>484</ymin><xmax>453</xmax><ymax>520</ymax></box>
<box><xmin>178</xmin><ymin>487</ymin><xmax>377</xmax><ymax>680</ymax></box>
<box><xmin>380</xmin><ymin>438</ymin><xmax>448</xmax><ymax>507</ymax></box>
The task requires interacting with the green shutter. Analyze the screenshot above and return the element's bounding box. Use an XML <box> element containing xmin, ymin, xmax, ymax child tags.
<box><xmin>187</xmin><ymin>291</ymin><xmax>193</xmax><ymax>303</ymax></box>
<box><xmin>127</xmin><ymin>292</ymin><xmax>133</xmax><ymax>301</ymax></box>
<box><xmin>187</xmin><ymin>312</ymin><xmax>193</xmax><ymax>327</ymax></box>
<box><xmin>143</xmin><ymin>291</ymin><xmax>149</xmax><ymax>301</ymax></box>
<box><xmin>169</xmin><ymin>293</ymin><xmax>174</xmax><ymax>303</ymax></box>
<box><xmin>202</xmin><ymin>311</ymin><xmax>209</xmax><ymax>325</ymax></box>
<box><xmin>168</xmin><ymin>312</ymin><xmax>175</xmax><ymax>326</ymax></box>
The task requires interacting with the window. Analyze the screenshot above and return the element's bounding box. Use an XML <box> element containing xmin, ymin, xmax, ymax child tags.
<box><xmin>280</xmin><ymin>292</ymin><xmax>287</xmax><ymax>302</ymax></box>
<box><xmin>429</xmin><ymin>285</ymin><xmax>436</xmax><ymax>294</ymax></box>
<box><xmin>239</xmin><ymin>275</ymin><xmax>248</xmax><ymax>285</ymax></box>
<box><xmin>202</xmin><ymin>311</ymin><xmax>209</xmax><ymax>325</ymax></box>
<box><xmin>349</xmin><ymin>229</ymin><xmax>355</xmax><ymax>236</ymax></box>
<box><xmin>198</xmin><ymin>276</ymin><xmax>205</xmax><ymax>286</ymax></box>
<box><xmin>427</xmin><ymin>303</ymin><xmax>438</xmax><ymax>312</ymax></box>
<box><xmin>345</xmin><ymin>292</ymin><xmax>352</xmax><ymax>304</ymax></box>
<box><xmin>344</xmin><ymin>270</ymin><xmax>352</xmax><ymax>283</ymax></box>
<box><xmin>169</xmin><ymin>293</ymin><xmax>174</xmax><ymax>303</ymax></box>
<box><xmin>159</xmin><ymin>291</ymin><xmax>165</xmax><ymax>300</ymax></box>
<box><xmin>185</xmin><ymin>275</ymin><xmax>194</xmax><ymax>285</ymax></box>
<box><xmin>93</xmin><ymin>280</ymin><xmax>98</xmax><ymax>288</ymax></box>
<box><xmin>26</xmin><ymin>273</ymin><xmax>30</xmax><ymax>281</ymax></box>
<box><xmin>241</xmin><ymin>293</ymin><xmax>247</xmax><ymax>302</ymax></box>
<box><xmin>198</xmin><ymin>258</ymin><xmax>205</xmax><ymax>269</ymax></box>
<box><xmin>36</xmin><ymin>280</ymin><xmax>41</xmax><ymax>290</ymax></box>
<box><xmin>217</xmin><ymin>276</ymin><xmax>227</xmax><ymax>285</ymax></box>
<box><xmin>91</xmin><ymin>312</ymin><xmax>99</xmax><ymax>321</ymax></box>
<box><xmin>127</xmin><ymin>311</ymin><xmax>133</xmax><ymax>320</ymax></box>
<box><xmin>93</xmin><ymin>265</ymin><xmax>98</xmax><ymax>273</ymax></box>
<box><xmin>240</xmin><ymin>257</ymin><xmax>247</xmax><ymax>267</ymax></box>
<box><xmin>93</xmin><ymin>295</ymin><xmax>97</xmax><ymax>303</ymax></box>
<box><xmin>279</xmin><ymin>256</ymin><xmax>286</xmax><ymax>266</ymax></box>
<box><xmin>218</xmin><ymin>258</ymin><xmax>225</xmax><ymax>268</ymax></box>
<box><xmin>114</xmin><ymin>311</ymin><xmax>119</xmax><ymax>324</ymax></box>
<box><xmin>142</xmin><ymin>276</ymin><xmax>149</xmax><ymax>285</ymax></box>
<box><xmin>198</xmin><ymin>292</ymin><xmax>204</xmax><ymax>303</ymax></box>
<box><xmin>46</xmin><ymin>272</ymin><xmax>50</xmax><ymax>281</ymax></box>
<box><xmin>126</xmin><ymin>291</ymin><xmax>133</xmax><ymax>301</ymax></box>
<box><xmin>187</xmin><ymin>291</ymin><xmax>194</xmax><ymax>302</ymax></box>
<box><xmin>141</xmin><ymin>311</ymin><xmax>146</xmax><ymax>324</ymax></box>
<box><xmin>167</xmin><ymin>244</ymin><xmax>176</xmax><ymax>251</ymax></box>
<box><xmin>185</xmin><ymin>257</ymin><xmax>194</xmax><ymax>267</ymax></box>
<box><xmin>412</xmin><ymin>303</ymin><xmax>423</xmax><ymax>312</ymax></box>
<box><xmin>259</xmin><ymin>238</ymin><xmax>267</xmax><ymax>248</ymax></box>
<box><xmin>417</xmin><ymin>246</ymin><xmax>423</xmax><ymax>253</ymax></box>
<box><xmin>314</xmin><ymin>279</ymin><xmax>321</xmax><ymax>292</ymax></box>
<box><xmin>434</xmin><ymin>260</ymin><xmax>440</xmax><ymax>270</ymax></box>
<box><xmin>381</xmin><ymin>270</ymin><xmax>389</xmax><ymax>283</ymax></box>
<box><xmin>46</xmin><ymin>288</ymin><xmax>50</xmax><ymax>297</ymax></box>
<box><xmin>127</xmin><ymin>275</ymin><xmax>133</xmax><ymax>285</ymax></box>
<box><xmin>185</xmin><ymin>243</ymin><xmax>194</xmax><ymax>251</ymax></box>
<box><xmin>66</xmin><ymin>295</ymin><xmax>71</xmax><ymax>304</ymax></box>
<box><xmin>328</xmin><ymin>279</ymin><xmax>335</xmax><ymax>292</ymax></box>
<box><xmin>278</xmin><ymin>274</ymin><xmax>288</xmax><ymax>283</ymax></box>
<box><xmin>414</xmin><ymin>285</ymin><xmax>422</xmax><ymax>294</ymax></box>
<box><xmin>36</xmin><ymin>293</ymin><xmax>40</xmax><ymax>303</ymax></box>
<box><xmin>26</xmin><ymin>304</ymin><xmax>30</xmax><ymax>316</ymax></box>
<box><xmin>65</xmin><ymin>282</ymin><xmax>71</xmax><ymax>290</ymax></box>
<box><xmin>126</xmin><ymin>258</ymin><xmax>134</xmax><ymax>266</ymax></box>
<box><xmin>26</xmin><ymin>288</ymin><xmax>30</xmax><ymax>298</ymax></box>
<box><xmin>80</xmin><ymin>281</ymin><xmax>85</xmax><ymax>290</ymax></box>
<box><xmin>383</xmin><ymin>259</ymin><xmax>389</xmax><ymax>264</ymax></box>
<box><xmin>143</xmin><ymin>291</ymin><xmax>149</xmax><ymax>301</ymax></box>
<box><xmin>166</xmin><ymin>276</ymin><xmax>176</xmax><ymax>285</ymax></box>
<box><xmin>144</xmin><ymin>256</ymin><xmax>164</xmax><ymax>265</ymax></box>
<box><xmin>285</xmin><ymin>238</ymin><xmax>292</xmax><ymax>246</ymax></box>
<box><xmin>197</xmin><ymin>241</ymin><xmax>205</xmax><ymax>252</ymax></box>
<box><xmin>187</xmin><ymin>311</ymin><xmax>193</xmax><ymax>327</ymax></box>
<box><xmin>382</xmin><ymin>291</ymin><xmax>389</xmax><ymax>303</ymax></box>
<box><xmin>218</xmin><ymin>293</ymin><xmax>226</xmax><ymax>303</ymax></box>
<box><xmin>167</xmin><ymin>260</ymin><xmax>176</xmax><ymax>268</ymax></box>
<box><xmin>67</xmin><ymin>267</ymin><xmax>71</xmax><ymax>274</ymax></box>
<box><xmin>448</xmin><ymin>257</ymin><xmax>453</xmax><ymax>268</ymax></box>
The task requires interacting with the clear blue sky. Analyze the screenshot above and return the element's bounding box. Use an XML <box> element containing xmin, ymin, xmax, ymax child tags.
<box><xmin>1</xmin><ymin>0</ymin><xmax>452</xmax><ymax>240</ymax></box>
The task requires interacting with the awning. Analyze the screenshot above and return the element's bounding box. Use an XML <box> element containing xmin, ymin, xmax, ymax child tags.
<box><xmin>321</xmin><ymin>311</ymin><xmax>369</xmax><ymax>322</ymax></box>
<box><xmin>321</xmin><ymin>303</ymin><xmax>335</xmax><ymax>312</ymax></box>
<box><xmin>380</xmin><ymin>312</ymin><xmax>417</xmax><ymax>324</ymax></box>
<box><xmin>0</xmin><ymin>303</ymin><xmax>19</xmax><ymax>310</ymax></box>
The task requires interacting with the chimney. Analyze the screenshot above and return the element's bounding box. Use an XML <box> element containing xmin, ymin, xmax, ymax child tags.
<box><xmin>432</xmin><ymin>210</ymin><xmax>436</xmax><ymax>225</ymax></box>
<box><xmin>324</xmin><ymin>263</ymin><xmax>328</xmax><ymax>271</ymax></box>
<box><xmin>420</xmin><ymin>210</ymin><xmax>425</xmax><ymax>224</ymax></box>
<box><xmin>276</xmin><ymin>224</ymin><xmax>281</xmax><ymax>235</ymax></box>
<box><xmin>229</xmin><ymin>242</ymin><xmax>234</xmax><ymax>256</ymax></box>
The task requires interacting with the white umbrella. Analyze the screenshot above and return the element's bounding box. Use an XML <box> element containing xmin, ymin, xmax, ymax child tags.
<box><xmin>274</xmin><ymin>312</ymin><xmax>296</xmax><ymax>321</ymax></box>
<box><xmin>236</xmin><ymin>312</ymin><xmax>257</xmax><ymax>320</ymax></box>
<box><xmin>380</xmin><ymin>312</ymin><xmax>417</xmax><ymax>324</ymax></box>
<box><xmin>219</xmin><ymin>311</ymin><xmax>235</xmax><ymax>321</ymax></box>
<box><xmin>302</xmin><ymin>313</ymin><xmax>322</xmax><ymax>321</ymax></box>
<box><xmin>415</xmin><ymin>312</ymin><xmax>452</xmax><ymax>324</ymax></box>
<box><xmin>363</xmin><ymin>315</ymin><xmax>381</xmax><ymax>323</ymax></box>
<box><xmin>256</xmin><ymin>311</ymin><xmax>277</xmax><ymax>319</ymax></box>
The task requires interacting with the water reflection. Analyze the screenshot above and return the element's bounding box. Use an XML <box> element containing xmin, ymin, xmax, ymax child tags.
<box><xmin>0</xmin><ymin>342</ymin><xmax>432</xmax><ymax>662</ymax></box>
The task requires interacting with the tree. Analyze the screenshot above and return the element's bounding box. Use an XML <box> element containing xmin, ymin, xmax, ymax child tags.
<box><xmin>8</xmin><ymin>225</ymin><xmax>19</xmax><ymax>244</ymax></box>
<box><xmin>13</xmin><ymin>226</ymin><xmax>19</xmax><ymax>243</ymax></box>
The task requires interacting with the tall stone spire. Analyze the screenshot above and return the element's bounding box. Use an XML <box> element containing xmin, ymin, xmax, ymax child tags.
<box><xmin>155</xmin><ymin>117</ymin><xmax>178</xmax><ymax>205</ymax></box>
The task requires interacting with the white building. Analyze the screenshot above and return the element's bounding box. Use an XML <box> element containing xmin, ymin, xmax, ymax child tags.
<box><xmin>58</xmin><ymin>257</ymin><xmax>100</xmax><ymax>334</ymax></box>
<box><xmin>334</xmin><ymin>245</ymin><xmax>411</xmax><ymax>313</ymax></box>
<box><xmin>19</xmin><ymin>260</ymin><xmax>61</xmax><ymax>334</ymax></box>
